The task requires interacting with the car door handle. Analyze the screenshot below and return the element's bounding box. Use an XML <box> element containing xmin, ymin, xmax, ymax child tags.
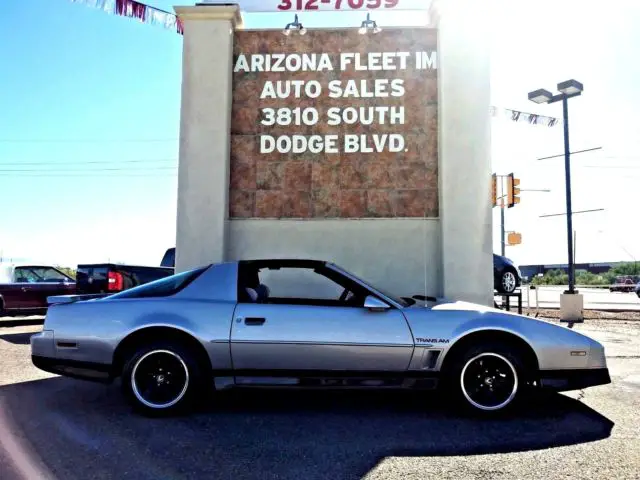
<box><xmin>245</xmin><ymin>317</ymin><xmax>266</xmax><ymax>326</ymax></box>
<box><xmin>21</xmin><ymin>287</ymin><xmax>31</xmax><ymax>292</ymax></box>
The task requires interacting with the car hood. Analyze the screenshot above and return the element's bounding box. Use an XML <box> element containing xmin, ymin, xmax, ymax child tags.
<box><xmin>407</xmin><ymin>297</ymin><xmax>539</xmax><ymax>320</ymax></box>
<box><xmin>407</xmin><ymin>297</ymin><xmax>507</xmax><ymax>312</ymax></box>
<box><xmin>405</xmin><ymin>297</ymin><xmax>603</xmax><ymax>340</ymax></box>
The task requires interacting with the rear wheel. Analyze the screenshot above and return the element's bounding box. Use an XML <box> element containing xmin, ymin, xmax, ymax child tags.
<box><xmin>445</xmin><ymin>343</ymin><xmax>526</xmax><ymax>415</ymax></box>
<box><xmin>121</xmin><ymin>342</ymin><xmax>204</xmax><ymax>416</ymax></box>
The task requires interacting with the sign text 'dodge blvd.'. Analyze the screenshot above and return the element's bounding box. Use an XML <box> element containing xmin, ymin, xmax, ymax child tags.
<box><xmin>197</xmin><ymin>0</ymin><xmax>429</xmax><ymax>12</ymax></box>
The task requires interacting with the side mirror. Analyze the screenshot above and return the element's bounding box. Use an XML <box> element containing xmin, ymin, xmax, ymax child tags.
<box><xmin>364</xmin><ymin>296</ymin><xmax>390</xmax><ymax>312</ymax></box>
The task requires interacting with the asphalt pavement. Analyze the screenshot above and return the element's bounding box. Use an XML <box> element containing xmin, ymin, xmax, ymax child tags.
<box><xmin>0</xmin><ymin>320</ymin><xmax>638</xmax><ymax>480</ymax></box>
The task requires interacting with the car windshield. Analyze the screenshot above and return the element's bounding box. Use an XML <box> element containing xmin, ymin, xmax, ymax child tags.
<box><xmin>107</xmin><ymin>266</ymin><xmax>208</xmax><ymax>300</ymax></box>
<box><xmin>328</xmin><ymin>264</ymin><xmax>410</xmax><ymax>307</ymax></box>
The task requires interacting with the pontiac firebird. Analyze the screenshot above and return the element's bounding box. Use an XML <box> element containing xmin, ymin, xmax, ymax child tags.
<box><xmin>31</xmin><ymin>259</ymin><xmax>610</xmax><ymax>415</ymax></box>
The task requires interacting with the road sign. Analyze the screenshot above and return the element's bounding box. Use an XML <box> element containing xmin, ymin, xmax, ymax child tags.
<box><xmin>507</xmin><ymin>232</ymin><xmax>522</xmax><ymax>246</ymax></box>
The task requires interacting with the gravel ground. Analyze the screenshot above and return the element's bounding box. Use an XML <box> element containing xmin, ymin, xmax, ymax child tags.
<box><xmin>524</xmin><ymin>308</ymin><xmax>640</xmax><ymax>322</ymax></box>
<box><xmin>0</xmin><ymin>320</ymin><xmax>638</xmax><ymax>480</ymax></box>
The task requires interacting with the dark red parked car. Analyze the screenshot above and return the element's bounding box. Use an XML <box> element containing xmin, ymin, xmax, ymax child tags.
<box><xmin>0</xmin><ymin>263</ymin><xmax>76</xmax><ymax>315</ymax></box>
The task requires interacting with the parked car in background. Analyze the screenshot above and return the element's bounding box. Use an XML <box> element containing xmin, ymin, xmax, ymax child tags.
<box><xmin>493</xmin><ymin>254</ymin><xmax>522</xmax><ymax>294</ymax></box>
<box><xmin>609</xmin><ymin>275</ymin><xmax>640</xmax><ymax>293</ymax></box>
<box><xmin>76</xmin><ymin>263</ymin><xmax>174</xmax><ymax>295</ymax></box>
<box><xmin>0</xmin><ymin>263</ymin><xmax>76</xmax><ymax>315</ymax></box>
<box><xmin>160</xmin><ymin>247</ymin><xmax>175</xmax><ymax>268</ymax></box>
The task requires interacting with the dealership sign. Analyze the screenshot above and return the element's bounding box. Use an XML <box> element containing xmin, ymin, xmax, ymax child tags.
<box><xmin>229</xmin><ymin>28</ymin><xmax>439</xmax><ymax>219</ymax></box>
<box><xmin>197</xmin><ymin>0</ymin><xmax>429</xmax><ymax>12</ymax></box>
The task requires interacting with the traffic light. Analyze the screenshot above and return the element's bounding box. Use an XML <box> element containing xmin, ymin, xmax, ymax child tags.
<box><xmin>491</xmin><ymin>173</ymin><xmax>497</xmax><ymax>207</ymax></box>
<box><xmin>507</xmin><ymin>173</ymin><xmax>521</xmax><ymax>208</ymax></box>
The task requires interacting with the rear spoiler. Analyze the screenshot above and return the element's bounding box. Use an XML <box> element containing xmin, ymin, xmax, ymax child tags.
<box><xmin>47</xmin><ymin>294</ymin><xmax>111</xmax><ymax>306</ymax></box>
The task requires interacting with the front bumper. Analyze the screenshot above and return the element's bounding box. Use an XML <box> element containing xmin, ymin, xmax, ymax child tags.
<box><xmin>539</xmin><ymin>368</ymin><xmax>611</xmax><ymax>391</ymax></box>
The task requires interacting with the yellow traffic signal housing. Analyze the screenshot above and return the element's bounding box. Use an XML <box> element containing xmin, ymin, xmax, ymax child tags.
<box><xmin>507</xmin><ymin>232</ymin><xmax>522</xmax><ymax>245</ymax></box>
<box><xmin>491</xmin><ymin>173</ymin><xmax>497</xmax><ymax>207</ymax></box>
<box><xmin>507</xmin><ymin>173</ymin><xmax>521</xmax><ymax>208</ymax></box>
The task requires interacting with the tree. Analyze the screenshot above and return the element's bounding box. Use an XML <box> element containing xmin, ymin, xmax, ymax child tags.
<box><xmin>56</xmin><ymin>266</ymin><xmax>77</xmax><ymax>279</ymax></box>
<box><xmin>603</xmin><ymin>262</ymin><xmax>640</xmax><ymax>285</ymax></box>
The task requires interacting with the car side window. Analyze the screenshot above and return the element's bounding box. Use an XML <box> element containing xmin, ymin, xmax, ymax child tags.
<box><xmin>259</xmin><ymin>268</ymin><xmax>343</xmax><ymax>300</ymax></box>
<box><xmin>14</xmin><ymin>267</ymin><xmax>38</xmax><ymax>283</ymax></box>
<box><xmin>239</xmin><ymin>266</ymin><xmax>367</xmax><ymax>308</ymax></box>
<box><xmin>30</xmin><ymin>267</ymin><xmax>69</xmax><ymax>282</ymax></box>
<box><xmin>16</xmin><ymin>267</ymin><xmax>69</xmax><ymax>283</ymax></box>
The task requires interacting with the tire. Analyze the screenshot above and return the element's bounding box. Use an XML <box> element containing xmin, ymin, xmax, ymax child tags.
<box><xmin>121</xmin><ymin>341</ymin><xmax>205</xmax><ymax>416</ymax></box>
<box><xmin>444</xmin><ymin>342</ymin><xmax>526</xmax><ymax>415</ymax></box>
<box><xmin>498</xmin><ymin>270</ymin><xmax>518</xmax><ymax>294</ymax></box>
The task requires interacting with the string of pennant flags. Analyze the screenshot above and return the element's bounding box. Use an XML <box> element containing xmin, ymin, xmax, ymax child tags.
<box><xmin>490</xmin><ymin>106</ymin><xmax>561</xmax><ymax>127</ymax></box>
<box><xmin>69</xmin><ymin>0</ymin><xmax>183</xmax><ymax>34</ymax></box>
<box><xmin>68</xmin><ymin>1</ymin><xmax>562</xmax><ymax>128</ymax></box>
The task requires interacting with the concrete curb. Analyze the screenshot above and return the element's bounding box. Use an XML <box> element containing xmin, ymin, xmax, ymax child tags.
<box><xmin>0</xmin><ymin>318</ymin><xmax>45</xmax><ymax>328</ymax></box>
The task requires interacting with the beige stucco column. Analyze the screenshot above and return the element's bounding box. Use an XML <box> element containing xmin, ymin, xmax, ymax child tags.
<box><xmin>432</xmin><ymin>0</ymin><xmax>494</xmax><ymax>305</ymax></box>
<box><xmin>173</xmin><ymin>5</ymin><xmax>242</xmax><ymax>273</ymax></box>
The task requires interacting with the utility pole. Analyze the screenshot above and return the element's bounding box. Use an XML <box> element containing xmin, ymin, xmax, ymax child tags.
<box><xmin>500</xmin><ymin>207</ymin><xmax>506</xmax><ymax>256</ymax></box>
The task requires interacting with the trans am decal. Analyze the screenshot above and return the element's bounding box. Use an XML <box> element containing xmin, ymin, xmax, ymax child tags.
<box><xmin>416</xmin><ymin>338</ymin><xmax>450</xmax><ymax>344</ymax></box>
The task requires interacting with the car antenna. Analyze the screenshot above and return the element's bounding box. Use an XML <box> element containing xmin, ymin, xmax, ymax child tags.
<box><xmin>422</xmin><ymin>209</ymin><xmax>432</xmax><ymax>303</ymax></box>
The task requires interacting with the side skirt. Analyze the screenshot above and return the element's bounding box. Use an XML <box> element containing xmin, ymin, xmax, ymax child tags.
<box><xmin>211</xmin><ymin>370</ymin><xmax>440</xmax><ymax>391</ymax></box>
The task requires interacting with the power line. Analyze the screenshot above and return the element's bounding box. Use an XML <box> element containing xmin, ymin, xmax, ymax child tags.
<box><xmin>0</xmin><ymin>166</ymin><xmax>177</xmax><ymax>173</ymax></box>
<box><xmin>536</xmin><ymin>146</ymin><xmax>603</xmax><ymax>161</ymax></box>
<box><xmin>0</xmin><ymin>173</ymin><xmax>177</xmax><ymax>177</ymax></box>
<box><xmin>539</xmin><ymin>208</ymin><xmax>605</xmax><ymax>218</ymax></box>
<box><xmin>0</xmin><ymin>159</ymin><xmax>177</xmax><ymax>166</ymax></box>
<box><xmin>579</xmin><ymin>165</ymin><xmax>640</xmax><ymax>169</ymax></box>
<box><xmin>0</xmin><ymin>138</ymin><xmax>178</xmax><ymax>143</ymax></box>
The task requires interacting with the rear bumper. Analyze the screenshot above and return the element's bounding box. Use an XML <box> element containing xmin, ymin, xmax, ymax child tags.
<box><xmin>32</xmin><ymin>355</ymin><xmax>114</xmax><ymax>383</ymax></box>
<box><xmin>539</xmin><ymin>368</ymin><xmax>611</xmax><ymax>391</ymax></box>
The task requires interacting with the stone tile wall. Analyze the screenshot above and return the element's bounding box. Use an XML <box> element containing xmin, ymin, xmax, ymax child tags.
<box><xmin>230</xmin><ymin>28</ymin><xmax>438</xmax><ymax>218</ymax></box>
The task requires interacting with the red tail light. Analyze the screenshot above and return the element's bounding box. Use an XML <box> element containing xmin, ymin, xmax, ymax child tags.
<box><xmin>107</xmin><ymin>271</ymin><xmax>124</xmax><ymax>291</ymax></box>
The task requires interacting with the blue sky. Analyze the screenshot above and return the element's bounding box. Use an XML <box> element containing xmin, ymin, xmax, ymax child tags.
<box><xmin>2</xmin><ymin>0</ymin><xmax>640</xmax><ymax>268</ymax></box>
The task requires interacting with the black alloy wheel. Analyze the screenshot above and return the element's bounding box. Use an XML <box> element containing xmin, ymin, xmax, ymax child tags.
<box><xmin>460</xmin><ymin>353</ymin><xmax>518</xmax><ymax>411</ymax></box>
<box><xmin>446</xmin><ymin>342</ymin><xmax>527</xmax><ymax>415</ymax></box>
<box><xmin>122</xmin><ymin>342</ymin><xmax>204</xmax><ymax>416</ymax></box>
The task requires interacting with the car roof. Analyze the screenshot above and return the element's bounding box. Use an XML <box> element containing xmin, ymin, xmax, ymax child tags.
<box><xmin>239</xmin><ymin>259</ymin><xmax>329</xmax><ymax>269</ymax></box>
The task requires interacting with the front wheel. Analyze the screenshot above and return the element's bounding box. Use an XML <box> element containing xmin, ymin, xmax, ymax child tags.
<box><xmin>121</xmin><ymin>342</ymin><xmax>204</xmax><ymax>416</ymax></box>
<box><xmin>498</xmin><ymin>270</ymin><xmax>518</xmax><ymax>294</ymax></box>
<box><xmin>446</xmin><ymin>343</ymin><xmax>525</xmax><ymax>414</ymax></box>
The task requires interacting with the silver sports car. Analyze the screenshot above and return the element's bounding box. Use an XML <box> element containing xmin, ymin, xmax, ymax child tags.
<box><xmin>31</xmin><ymin>259</ymin><xmax>610</xmax><ymax>415</ymax></box>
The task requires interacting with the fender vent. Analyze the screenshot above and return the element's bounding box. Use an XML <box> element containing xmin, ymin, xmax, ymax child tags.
<box><xmin>424</xmin><ymin>350</ymin><xmax>441</xmax><ymax>370</ymax></box>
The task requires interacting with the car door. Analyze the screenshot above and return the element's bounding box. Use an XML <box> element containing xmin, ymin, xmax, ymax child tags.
<box><xmin>230</xmin><ymin>265</ymin><xmax>414</xmax><ymax>373</ymax></box>
<box><xmin>18</xmin><ymin>266</ymin><xmax>75</xmax><ymax>308</ymax></box>
<box><xmin>11</xmin><ymin>267</ymin><xmax>42</xmax><ymax>309</ymax></box>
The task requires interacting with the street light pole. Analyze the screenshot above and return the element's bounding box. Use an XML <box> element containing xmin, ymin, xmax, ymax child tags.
<box><xmin>528</xmin><ymin>79</ymin><xmax>584</xmax><ymax>296</ymax></box>
<box><xmin>562</xmin><ymin>96</ymin><xmax>575</xmax><ymax>293</ymax></box>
